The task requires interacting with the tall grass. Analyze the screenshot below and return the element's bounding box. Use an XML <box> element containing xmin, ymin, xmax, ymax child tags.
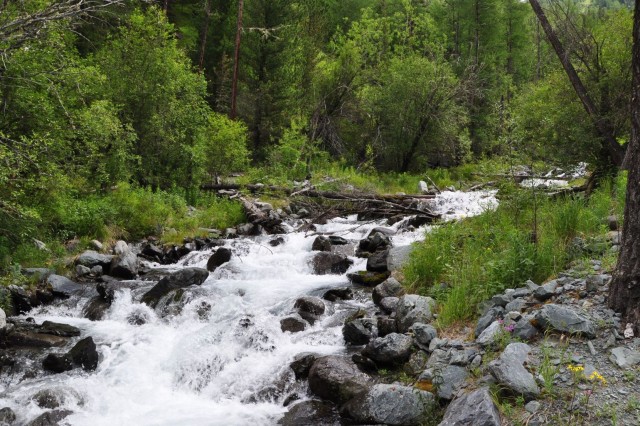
<box><xmin>404</xmin><ymin>177</ymin><xmax>624</xmax><ymax>325</ymax></box>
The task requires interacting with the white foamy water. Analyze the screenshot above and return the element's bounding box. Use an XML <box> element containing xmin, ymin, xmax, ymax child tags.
<box><xmin>0</xmin><ymin>191</ymin><xmax>497</xmax><ymax>425</ymax></box>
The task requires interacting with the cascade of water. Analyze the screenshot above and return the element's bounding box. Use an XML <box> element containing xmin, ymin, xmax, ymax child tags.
<box><xmin>0</xmin><ymin>191</ymin><xmax>497</xmax><ymax>425</ymax></box>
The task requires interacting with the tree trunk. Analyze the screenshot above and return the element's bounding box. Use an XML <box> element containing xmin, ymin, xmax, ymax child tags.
<box><xmin>230</xmin><ymin>0</ymin><xmax>244</xmax><ymax>120</ymax></box>
<box><xmin>608</xmin><ymin>0</ymin><xmax>640</xmax><ymax>334</ymax></box>
<box><xmin>197</xmin><ymin>0</ymin><xmax>212</xmax><ymax>73</ymax></box>
<box><xmin>528</xmin><ymin>0</ymin><xmax>625</xmax><ymax>168</ymax></box>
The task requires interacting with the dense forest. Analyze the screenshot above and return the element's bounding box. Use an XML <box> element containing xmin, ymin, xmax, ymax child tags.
<box><xmin>0</xmin><ymin>0</ymin><xmax>635</xmax><ymax>265</ymax></box>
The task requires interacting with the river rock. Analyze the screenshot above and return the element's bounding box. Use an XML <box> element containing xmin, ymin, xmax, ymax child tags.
<box><xmin>307</xmin><ymin>355</ymin><xmax>370</xmax><ymax>404</ymax></box>
<box><xmin>141</xmin><ymin>243</ymin><xmax>163</xmax><ymax>260</ymax></box>
<box><xmin>357</xmin><ymin>231</ymin><xmax>391</xmax><ymax>256</ymax></box>
<box><xmin>419</xmin><ymin>364</ymin><xmax>469</xmax><ymax>400</ymax></box>
<box><xmin>438</xmin><ymin>387</ymin><xmax>501</xmax><ymax>426</ymax></box>
<box><xmin>377</xmin><ymin>317</ymin><xmax>398</xmax><ymax>337</ymax></box>
<box><xmin>280</xmin><ymin>314</ymin><xmax>308</xmax><ymax>333</ymax></box>
<box><xmin>366</xmin><ymin>249</ymin><xmax>389</xmax><ymax>273</ymax></box>
<box><xmin>347</xmin><ymin>271</ymin><xmax>390</xmax><ymax>287</ymax></box>
<box><xmin>609</xmin><ymin>347</ymin><xmax>640</xmax><ymax>369</ymax></box>
<box><xmin>5</xmin><ymin>330</ymin><xmax>68</xmax><ymax>348</ymax></box>
<box><xmin>294</xmin><ymin>296</ymin><xmax>325</xmax><ymax>316</ymax></box>
<box><xmin>310</xmin><ymin>253</ymin><xmax>353</xmax><ymax>275</ymax></box>
<box><xmin>418</xmin><ymin>181</ymin><xmax>429</xmax><ymax>193</ymax></box>
<box><xmin>21</xmin><ymin>268</ymin><xmax>54</xmax><ymax>280</ymax></box>
<box><xmin>396</xmin><ymin>295</ymin><xmax>435</xmax><ymax>332</ymax></box>
<box><xmin>8</xmin><ymin>285</ymin><xmax>39</xmax><ymax>314</ymax></box>
<box><xmin>0</xmin><ymin>308</ymin><xmax>5</xmax><ymax>330</ymax></box>
<box><xmin>342</xmin><ymin>318</ymin><xmax>377</xmax><ymax>346</ymax></box>
<box><xmin>386</xmin><ymin>245</ymin><xmax>414</xmax><ymax>272</ymax></box>
<box><xmin>75</xmin><ymin>265</ymin><xmax>91</xmax><ymax>277</ymax></box>
<box><xmin>322</xmin><ymin>288</ymin><xmax>353</xmax><ymax>301</ymax></box>
<box><xmin>328</xmin><ymin>236</ymin><xmax>348</xmax><ymax>245</ymax></box>
<box><xmin>372</xmin><ymin>278</ymin><xmax>405</xmax><ymax>306</ymax></box>
<box><xmin>379</xmin><ymin>297</ymin><xmax>399</xmax><ymax>314</ymax></box>
<box><xmin>488</xmin><ymin>343</ymin><xmax>539</xmax><ymax>401</ymax></box>
<box><xmin>476</xmin><ymin>321</ymin><xmax>503</xmax><ymax>346</ymax></box>
<box><xmin>76</xmin><ymin>250</ymin><xmax>113</xmax><ymax>270</ymax></box>
<box><xmin>311</xmin><ymin>236</ymin><xmax>332</xmax><ymax>252</ymax></box>
<box><xmin>409</xmin><ymin>323</ymin><xmax>437</xmax><ymax>350</ymax></box>
<box><xmin>26</xmin><ymin>410</ymin><xmax>73</xmax><ymax>426</ymax></box>
<box><xmin>341</xmin><ymin>383</ymin><xmax>436</xmax><ymax>426</ymax></box>
<box><xmin>362</xmin><ymin>333</ymin><xmax>413</xmax><ymax>365</ymax></box>
<box><xmin>82</xmin><ymin>297</ymin><xmax>109</xmax><ymax>321</ymax></box>
<box><xmin>534</xmin><ymin>304</ymin><xmax>596</xmax><ymax>338</ymax></box>
<box><xmin>141</xmin><ymin>267</ymin><xmax>209</xmax><ymax>307</ymax></box>
<box><xmin>513</xmin><ymin>317</ymin><xmax>538</xmax><ymax>341</ymax></box>
<box><xmin>39</xmin><ymin>321</ymin><xmax>80</xmax><ymax>337</ymax></box>
<box><xmin>533</xmin><ymin>280</ymin><xmax>557</xmax><ymax>301</ymax></box>
<box><xmin>0</xmin><ymin>407</ymin><xmax>16</xmax><ymax>425</ymax></box>
<box><xmin>33</xmin><ymin>389</ymin><xmax>65</xmax><ymax>409</ymax></box>
<box><xmin>42</xmin><ymin>353</ymin><xmax>74</xmax><ymax>373</ymax></box>
<box><xmin>475</xmin><ymin>307</ymin><xmax>505</xmax><ymax>337</ymax></box>
<box><xmin>278</xmin><ymin>400</ymin><xmax>340</xmax><ymax>426</ymax></box>
<box><xmin>290</xmin><ymin>353</ymin><xmax>317</xmax><ymax>380</ymax></box>
<box><xmin>206</xmin><ymin>248</ymin><xmax>232</xmax><ymax>272</ymax></box>
<box><xmin>68</xmin><ymin>337</ymin><xmax>99</xmax><ymax>371</ymax></box>
<box><xmin>110</xmin><ymin>248</ymin><xmax>138</xmax><ymax>279</ymax></box>
<box><xmin>46</xmin><ymin>275</ymin><xmax>86</xmax><ymax>298</ymax></box>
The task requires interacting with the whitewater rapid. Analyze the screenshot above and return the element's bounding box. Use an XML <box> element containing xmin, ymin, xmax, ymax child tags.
<box><xmin>0</xmin><ymin>190</ymin><xmax>497</xmax><ymax>426</ymax></box>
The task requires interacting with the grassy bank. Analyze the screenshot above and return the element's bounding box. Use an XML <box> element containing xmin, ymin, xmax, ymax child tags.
<box><xmin>404</xmin><ymin>176</ymin><xmax>626</xmax><ymax>326</ymax></box>
<box><xmin>0</xmin><ymin>183</ymin><xmax>245</xmax><ymax>271</ymax></box>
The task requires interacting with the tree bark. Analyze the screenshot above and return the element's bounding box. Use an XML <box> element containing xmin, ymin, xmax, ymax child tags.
<box><xmin>528</xmin><ymin>0</ymin><xmax>626</xmax><ymax>168</ymax></box>
<box><xmin>608</xmin><ymin>0</ymin><xmax>640</xmax><ymax>334</ymax></box>
<box><xmin>197</xmin><ymin>0</ymin><xmax>211</xmax><ymax>73</ymax></box>
<box><xmin>230</xmin><ymin>0</ymin><xmax>244</xmax><ymax>120</ymax></box>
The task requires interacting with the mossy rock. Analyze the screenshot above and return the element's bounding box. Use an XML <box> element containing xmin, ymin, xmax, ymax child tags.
<box><xmin>347</xmin><ymin>271</ymin><xmax>391</xmax><ymax>287</ymax></box>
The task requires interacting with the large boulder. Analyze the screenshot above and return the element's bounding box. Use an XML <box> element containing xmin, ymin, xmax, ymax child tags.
<box><xmin>311</xmin><ymin>236</ymin><xmax>332</xmax><ymax>252</ymax></box>
<box><xmin>534</xmin><ymin>304</ymin><xmax>596</xmax><ymax>338</ymax></box>
<box><xmin>409</xmin><ymin>323</ymin><xmax>437</xmax><ymax>351</ymax></box>
<box><xmin>438</xmin><ymin>387</ymin><xmax>501</xmax><ymax>426</ymax></box>
<box><xmin>140</xmin><ymin>268</ymin><xmax>209</xmax><ymax>308</ymax></box>
<box><xmin>289</xmin><ymin>353</ymin><xmax>318</xmax><ymax>380</ymax></box>
<box><xmin>0</xmin><ymin>308</ymin><xmax>6</xmax><ymax>330</ymax></box>
<box><xmin>26</xmin><ymin>410</ymin><xmax>73</xmax><ymax>426</ymax></box>
<box><xmin>294</xmin><ymin>296</ymin><xmax>325</xmax><ymax>316</ymax></box>
<box><xmin>372</xmin><ymin>278</ymin><xmax>405</xmax><ymax>306</ymax></box>
<box><xmin>342</xmin><ymin>318</ymin><xmax>377</xmax><ymax>346</ymax></box>
<box><xmin>419</xmin><ymin>365</ymin><xmax>469</xmax><ymax>400</ymax></box>
<box><xmin>43</xmin><ymin>336</ymin><xmax>99</xmax><ymax>373</ymax></box>
<box><xmin>76</xmin><ymin>250</ymin><xmax>113</xmax><ymax>270</ymax></box>
<box><xmin>475</xmin><ymin>306</ymin><xmax>505</xmax><ymax>337</ymax></box>
<box><xmin>488</xmin><ymin>343</ymin><xmax>540</xmax><ymax>401</ymax></box>
<box><xmin>206</xmin><ymin>248</ymin><xmax>232</xmax><ymax>272</ymax></box>
<box><xmin>280</xmin><ymin>314</ymin><xmax>308</xmax><ymax>333</ymax></box>
<box><xmin>362</xmin><ymin>333</ymin><xmax>413</xmax><ymax>365</ymax></box>
<box><xmin>278</xmin><ymin>400</ymin><xmax>340</xmax><ymax>426</ymax></box>
<box><xmin>307</xmin><ymin>356</ymin><xmax>370</xmax><ymax>404</ymax></box>
<box><xmin>46</xmin><ymin>275</ymin><xmax>87</xmax><ymax>298</ymax></box>
<box><xmin>39</xmin><ymin>321</ymin><xmax>81</xmax><ymax>337</ymax></box>
<box><xmin>341</xmin><ymin>384</ymin><xmax>436</xmax><ymax>426</ymax></box>
<box><xmin>322</xmin><ymin>288</ymin><xmax>353</xmax><ymax>302</ymax></box>
<box><xmin>110</xmin><ymin>248</ymin><xmax>138</xmax><ymax>279</ymax></box>
<box><xmin>366</xmin><ymin>249</ymin><xmax>389</xmax><ymax>273</ymax></box>
<box><xmin>357</xmin><ymin>231</ymin><xmax>391</xmax><ymax>256</ymax></box>
<box><xmin>386</xmin><ymin>245</ymin><xmax>414</xmax><ymax>272</ymax></box>
<box><xmin>396</xmin><ymin>295</ymin><xmax>435</xmax><ymax>332</ymax></box>
<box><xmin>0</xmin><ymin>407</ymin><xmax>16</xmax><ymax>425</ymax></box>
<box><xmin>310</xmin><ymin>253</ymin><xmax>353</xmax><ymax>275</ymax></box>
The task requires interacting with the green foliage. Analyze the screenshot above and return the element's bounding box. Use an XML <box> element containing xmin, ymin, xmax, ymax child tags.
<box><xmin>404</xmin><ymin>176</ymin><xmax>624</xmax><ymax>325</ymax></box>
<box><xmin>198</xmin><ymin>112</ymin><xmax>249</xmax><ymax>179</ymax></box>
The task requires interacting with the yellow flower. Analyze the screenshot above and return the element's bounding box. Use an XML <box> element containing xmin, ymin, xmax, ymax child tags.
<box><xmin>567</xmin><ymin>364</ymin><xmax>584</xmax><ymax>373</ymax></box>
<box><xmin>588</xmin><ymin>371</ymin><xmax>607</xmax><ymax>385</ymax></box>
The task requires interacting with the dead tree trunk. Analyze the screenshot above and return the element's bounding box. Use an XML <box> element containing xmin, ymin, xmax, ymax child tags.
<box><xmin>230</xmin><ymin>0</ymin><xmax>244</xmax><ymax>120</ymax></box>
<box><xmin>529</xmin><ymin>0</ymin><xmax>625</xmax><ymax>167</ymax></box>
<box><xmin>608</xmin><ymin>0</ymin><xmax>640</xmax><ymax>334</ymax></box>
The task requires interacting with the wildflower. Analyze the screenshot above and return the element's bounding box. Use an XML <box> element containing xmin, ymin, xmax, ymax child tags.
<box><xmin>588</xmin><ymin>371</ymin><xmax>607</xmax><ymax>385</ymax></box>
<box><xmin>567</xmin><ymin>364</ymin><xmax>584</xmax><ymax>373</ymax></box>
<box><xmin>504</xmin><ymin>324</ymin><xmax>515</xmax><ymax>333</ymax></box>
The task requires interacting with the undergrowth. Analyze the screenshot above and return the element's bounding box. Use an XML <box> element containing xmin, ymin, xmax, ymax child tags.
<box><xmin>404</xmin><ymin>175</ymin><xmax>625</xmax><ymax>326</ymax></box>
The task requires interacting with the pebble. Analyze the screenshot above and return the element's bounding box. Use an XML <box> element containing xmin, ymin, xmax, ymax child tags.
<box><xmin>587</xmin><ymin>341</ymin><xmax>596</xmax><ymax>356</ymax></box>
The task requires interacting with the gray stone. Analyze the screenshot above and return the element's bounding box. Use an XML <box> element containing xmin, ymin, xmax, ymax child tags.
<box><xmin>505</xmin><ymin>298</ymin><xmax>527</xmax><ymax>313</ymax></box>
<box><xmin>46</xmin><ymin>275</ymin><xmax>88</xmax><ymax>298</ymax></box>
<box><xmin>396</xmin><ymin>295</ymin><xmax>435</xmax><ymax>332</ymax></box>
<box><xmin>438</xmin><ymin>387</ymin><xmax>501</xmax><ymax>426</ymax></box>
<box><xmin>488</xmin><ymin>343</ymin><xmax>540</xmax><ymax>400</ymax></box>
<box><xmin>513</xmin><ymin>318</ymin><xmax>538</xmax><ymax>341</ymax></box>
<box><xmin>140</xmin><ymin>268</ymin><xmax>209</xmax><ymax>308</ymax></box>
<box><xmin>0</xmin><ymin>407</ymin><xmax>16</xmax><ymax>425</ymax></box>
<box><xmin>110</xmin><ymin>249</ymin><xmax>138</xmax><ymax>279</ymax></box>
<box><xmin>322</xmin><ymin>288</ymin><xmax>352</xmax><ymax>302</ymax></box>
<box><xmin>39</xmin><ymin>321</ymin><xmax>81</xmax><ymax>337</ymax></box>
<box><xmin>341</xmin><ymin>384</ymin><xmax>436</xmax><ymax>425</ymax></box>
<box><xmin>420</xmin><ymin>365</ymin><xmax>469</xmax><ymax>400</ymax></box>
<box><xmin>280</xmin><ymin>314</ymin><xmax>308</xmax><ymax>333</ymax></box>
<box><xmin>366</xmin><ymin>249</ymin><xmax>389</xmax><ymax>273</ymax></box>
<box><xmin>76</xmin><ymin>250</ymin><xmax>113</xmax><ymax>269</ymax></box>
<box><xmin>586</xmin><ymin>275</ymin><xmax>606</xmax><ymax>292</ymax></box>
<box><xmin>609</xmin><ymin>347</ymin><xmax>640</xmax><ymax>369</ymax></box>
<box><xmin>418</xmin><ymin>181</ymin><xmax>429</xmax><ymax>193</ymax></box>
<box><xmin>206</xmin><ymin>248</ymin><xmax>232</xmax><ymax>272</ymax></box>
<box><xmin>372</xmin><ymin>278</ymin><xmax>406</xmax><ymax>306</ymax></box>
<box><xmin>386</xmin><ymin>245</ymin><xmax>414</xmax><ymax>272</ymax></box>
<box><xmin>26</xmin><ymin>410</ymin><xmax>73</xmax><ymax>426</ymax></box>
<box><xmin>533</xmin><ymin>280</ymin><xmax>557</xmax><ymax>301</ymax></box>
<box><xmin>90</xmin><ymin>265</ymin><xmax>103</xmax><ymax>276</ymax></box>
<box><xmin>0</xmin><ymin>308</ymin><xmax>5</xmax><ymax>330</ymax></box>
<box><xmin>347</xmin><ymin>271</ymin><xmax>390</xmax><ymax>287</ymax></box>
<box><xmin>289</xmin><ymin>353</ymin><xmax>317</xmax><ymax>380</ymax></box>
<box><xmin>379</xmin><ymin>297</ymin><xmax>399</xmax><ymax>314</ymax></box>
<box><xmin>307</xmin><ymin>356</ymin><xmax>370</xmax><ymax>404</ymax></box>
<box><xmin>476</xmin><ymin>321</ymin><xmax>503</xmax><ymax>346</ymax></box>
<box><xmin>490</xmin><ymin>294</ymin><xmax>512</xmax><ymax>307</ymax></box>
<box><xmin>89</xmin><ymin>240</ymin><xmax>103</xmax><ymax>251</ymax></box>
<box><xmin>525</xmin><ymin>400</ymin><xmax>541</xmax><ymax>414</ymax></box>
<box><xmin>475</xmin><ymin>307</ymin><xmax>504</xmax><ymax>337</ymax></box>
<box><xmin>75</xmin><ymin>265</ymin><xmax>91</xmax><ymax>277</ymax></box>
<box><xmin>535</xmin><ymin>304</ymin><xmax>596</xmax><ymax>338</ymax></box>
<box><xmin>21</xmin><ymin>268</ymin><xmax>54</xmax><ymax>280</ymax></box>
<box><xmin>525</xmin><ymin>280</ymin><xmax>539</xmax><ymax>291</ymax></box>
<box><xmin>294</xmin><ymin>296</ymin><xmax>325</xmax><ymax>316</ymax></box>
<box><xmin>311</xmin><ymin>236</ymin><xmax>332</xmax><ymax>252</ymax></box>
<box><xmin>278</xmin><ymin>400</ymin><xmax>339</xmax><ymax>426</ymax></box>
<box><xmin>311</xmin><ymin>253</ymin><xmax>353</xmax><ymax>275</ymax></box>
<box><xmin>426</xmin><ymin>348</ymin><xmax>451</xmax><ymax>369</ymax></box>
<box><xmin>342</xmin><ymin>318</ymin><xmax>377</xmax><ymax>346</ymax></box>
<box><xmin>363</xmin><ymin>333</ymin><xmax>413</xmax><ymax>365</ymax></box>
<box><xmin>377</xmin><ymin>317</ymin><xmax>397</xmax><ymax>337</ymax></box>
<box><xmin>112</xmin><ymin>240</ymin><xmax>128</xmax><ymax>255</ymax></box>
<box><xmin>409</xmin><ymin>322</ymin><xmax>437</xmax><ymax>350</ymax></box>
<box><xmin>512</xmin><ymin>287</ymin><xmax>531</xmax><ymax>298</ymax></box>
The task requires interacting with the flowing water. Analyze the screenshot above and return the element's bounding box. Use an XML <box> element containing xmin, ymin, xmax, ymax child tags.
<box><xmin>0</xmin><ymin>191</ymin><xmax>497</xmax><ymax>426</ymax></box>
